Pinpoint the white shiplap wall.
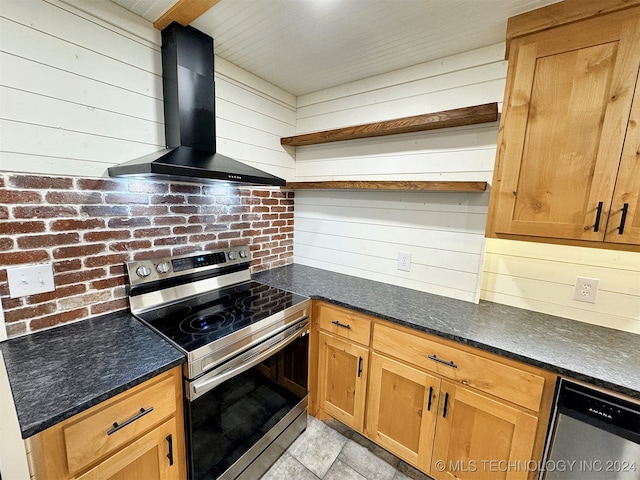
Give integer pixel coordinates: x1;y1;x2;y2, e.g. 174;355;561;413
292;45;504;302
0;0;296;180
295;190;489;302
482;239;640;334
292;43;640;332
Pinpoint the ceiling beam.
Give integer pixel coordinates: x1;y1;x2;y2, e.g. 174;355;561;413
154;0;221;30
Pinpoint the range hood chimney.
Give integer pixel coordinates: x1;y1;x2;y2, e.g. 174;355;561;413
108;23;286;187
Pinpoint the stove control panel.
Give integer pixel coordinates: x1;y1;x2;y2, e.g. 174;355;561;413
126;246;252;286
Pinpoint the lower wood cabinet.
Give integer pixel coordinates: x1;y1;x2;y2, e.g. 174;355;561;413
431;381;538;480
317;331;369;431
26;367;186;480
74;418;180;480
366;352;439;472
311;301;556;480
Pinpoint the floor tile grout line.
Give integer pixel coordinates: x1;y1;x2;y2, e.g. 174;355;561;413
322;438;349;479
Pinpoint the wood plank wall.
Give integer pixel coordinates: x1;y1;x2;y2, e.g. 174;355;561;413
0;0;296;179
292;45;504;303
482;239;640;334
291;44;640;330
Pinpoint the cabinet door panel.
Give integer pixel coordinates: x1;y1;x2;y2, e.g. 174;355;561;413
606;73;640;244
318;332;368;431
366;353;440;473
492;10;640;241
432;381;538;480
75;418;180;480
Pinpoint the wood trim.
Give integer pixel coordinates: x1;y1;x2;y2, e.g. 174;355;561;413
281;103;498;147
488;232;640;252
285;181;488;192
153;0;222;30
505;0;640;59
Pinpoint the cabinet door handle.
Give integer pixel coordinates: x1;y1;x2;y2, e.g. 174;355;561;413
166;434;174;466
357;356;363;377
427;386;433;411
618;203;629;234
107;407;154;435
442;392;449;418
428;354;457;369
331;320;351;330
593;201;603;232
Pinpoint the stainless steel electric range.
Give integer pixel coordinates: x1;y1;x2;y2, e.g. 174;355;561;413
125;246;310;480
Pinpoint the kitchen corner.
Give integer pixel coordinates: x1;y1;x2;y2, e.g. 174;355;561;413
2;0;640;479
254;264;640;400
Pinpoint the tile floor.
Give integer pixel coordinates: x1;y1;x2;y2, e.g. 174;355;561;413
261;416;432;480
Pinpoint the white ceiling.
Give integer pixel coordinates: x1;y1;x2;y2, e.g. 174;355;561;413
110;0;560;96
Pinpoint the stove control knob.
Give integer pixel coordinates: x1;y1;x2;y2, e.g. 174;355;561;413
239;249;248;259
228;251;238;261
136;265;152;278
156;262;170;274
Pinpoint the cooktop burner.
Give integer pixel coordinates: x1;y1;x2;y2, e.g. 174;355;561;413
136;281;307;353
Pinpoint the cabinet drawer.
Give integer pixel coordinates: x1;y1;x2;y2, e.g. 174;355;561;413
373;323;545;411
63;373;178;473
317;303;371;346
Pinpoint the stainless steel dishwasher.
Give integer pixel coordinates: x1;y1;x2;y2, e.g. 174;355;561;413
541;378;640;480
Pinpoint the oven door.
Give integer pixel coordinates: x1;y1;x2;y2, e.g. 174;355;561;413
185;317;309;480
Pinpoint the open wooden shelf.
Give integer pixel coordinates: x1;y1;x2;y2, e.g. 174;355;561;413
285;181;488;192
281;102;498;147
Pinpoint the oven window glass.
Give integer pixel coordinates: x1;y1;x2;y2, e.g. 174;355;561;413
187;334;308;480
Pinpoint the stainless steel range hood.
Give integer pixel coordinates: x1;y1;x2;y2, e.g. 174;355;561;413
109;23;286;187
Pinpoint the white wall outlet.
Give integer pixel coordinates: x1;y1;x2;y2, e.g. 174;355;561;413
397;251;412;272
573;276;599;304
6;263;55;298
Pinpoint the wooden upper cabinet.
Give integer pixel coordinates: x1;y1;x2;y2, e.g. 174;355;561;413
487;5;640;249
608;75;640;244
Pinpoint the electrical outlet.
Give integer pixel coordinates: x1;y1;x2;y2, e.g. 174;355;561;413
7;263;55;298
397;251;412;272
573;276;599;304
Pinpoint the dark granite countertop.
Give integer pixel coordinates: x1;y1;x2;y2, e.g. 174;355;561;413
0;311;185;438
254;264;640;400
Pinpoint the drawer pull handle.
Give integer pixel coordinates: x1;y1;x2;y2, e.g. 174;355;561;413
443;392;449;418
428;354;458;369
166;434;174;466
107;407;154;435
594;201;603;232
618;203;629;234
427;386;433;411
357;356;363;377
331;320;351;330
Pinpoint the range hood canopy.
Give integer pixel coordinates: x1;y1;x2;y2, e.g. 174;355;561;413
108;23;286;187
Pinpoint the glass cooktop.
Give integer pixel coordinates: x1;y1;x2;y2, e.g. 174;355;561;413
136;281;307;353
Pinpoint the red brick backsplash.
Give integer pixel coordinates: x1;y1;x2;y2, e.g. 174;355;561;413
0;173;294;338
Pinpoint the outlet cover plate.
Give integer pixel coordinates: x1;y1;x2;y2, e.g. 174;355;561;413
573;276;599;304
7;263;55;298
397;252;412;272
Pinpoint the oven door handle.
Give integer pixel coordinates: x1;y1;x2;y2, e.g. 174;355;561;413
190;317;309;400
